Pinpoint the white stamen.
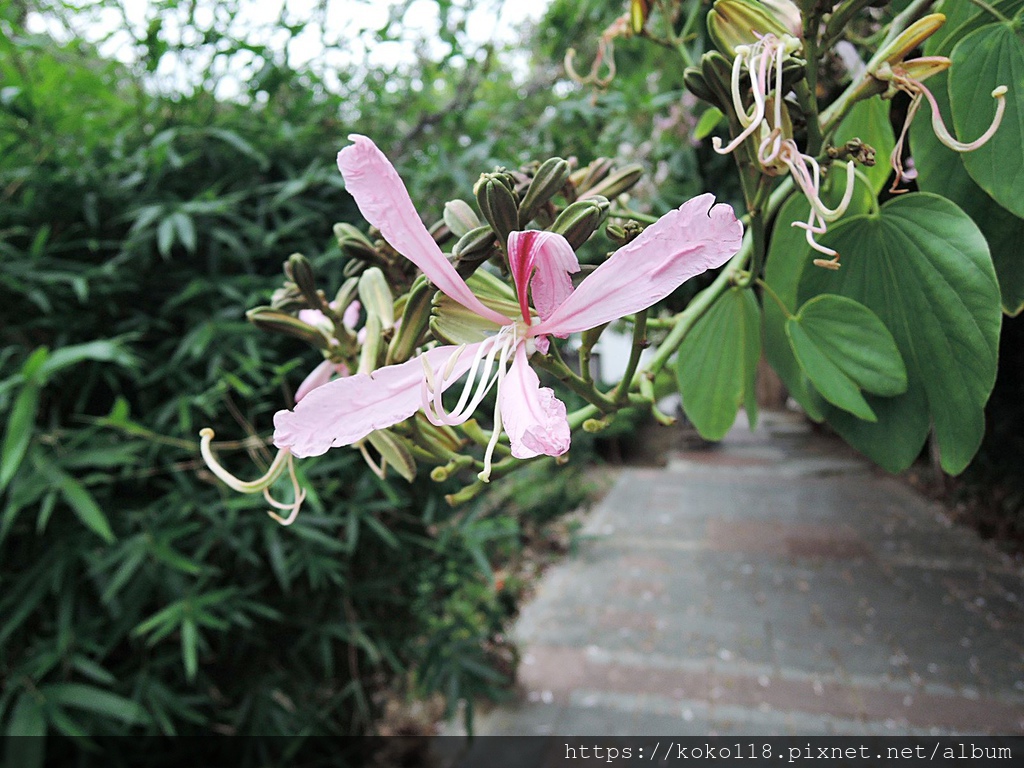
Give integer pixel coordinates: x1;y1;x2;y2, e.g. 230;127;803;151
478;335;514;483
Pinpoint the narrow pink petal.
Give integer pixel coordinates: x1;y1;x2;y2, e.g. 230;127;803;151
295;359;349;403
274;343;481;458
534;194;742;336
499;344;570;459
507;231;580;323
338;135;509;326
298;308;329;328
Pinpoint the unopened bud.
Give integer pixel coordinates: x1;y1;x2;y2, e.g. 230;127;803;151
387;275;433;364
443;200;481;238
246;307;330;349
366;429;416;482
334;222;381;263
684;66;720;106
476;174;520;246
270;284;306;312
630;0;651;33
877;14;945;68
550;198;609;249
358;267;395;329
452;225;497;261
570;157;614;194
357;314;383;375
707;0;792;55
333;276;360;315
519;157;571;223
606;220;645;247
583;416;613;433
579;164;643;200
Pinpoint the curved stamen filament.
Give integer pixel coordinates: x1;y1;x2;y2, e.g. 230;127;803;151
478;337;514;483
200;428;305;525
890;91;924;192
918;81;1007;153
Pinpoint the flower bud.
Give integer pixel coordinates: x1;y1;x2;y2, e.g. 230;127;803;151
569;157;614;194
550;198;609;249
579;164;643;200
760;0;802;37
270;284;306;312
518;157;571;223
357;267;395;330
631;0;651;33
333;222;381;263
452;225;497;261
708;0;792;55
365;429;417;482
443;200;481;238
876;14;945;68
387;275;433;364
684;66;720;106
475;173;520;246
606;220;645;247
333;276;360;315
357;313;383;375
246;307;330;349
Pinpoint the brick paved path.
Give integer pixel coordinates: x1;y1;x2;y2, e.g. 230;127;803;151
477;412;1024;736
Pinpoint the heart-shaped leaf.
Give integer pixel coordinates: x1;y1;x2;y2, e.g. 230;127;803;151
677;286;761;441
949;22;1024;218
799;193;1001;474
786;295;907;421
763;174;875;422
913;69;1024;315
927;0;1024;56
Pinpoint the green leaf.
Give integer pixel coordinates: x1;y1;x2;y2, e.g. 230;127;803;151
677;287;761;441
911;69;1024;315
181;618;198;682
785;295;907;421
832;96;895;194
799;193;1001;474
949;22;1024;218
157;216;175;257
57;473;116;544
0;381;40;493
927;0;1024;56
42;684;151;726
694;106;725;141
5;692;45;768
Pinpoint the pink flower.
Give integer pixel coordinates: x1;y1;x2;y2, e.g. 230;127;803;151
273;135;742;479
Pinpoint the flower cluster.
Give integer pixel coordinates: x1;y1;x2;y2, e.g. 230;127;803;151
202;136;742;522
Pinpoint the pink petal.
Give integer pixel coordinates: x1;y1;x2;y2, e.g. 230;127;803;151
295;359;349;403
499;344;570;459
342;300;361;330
274;343;481;458
298;308;329;328
337;135;509;326
507;231;580;323
534;194;742;336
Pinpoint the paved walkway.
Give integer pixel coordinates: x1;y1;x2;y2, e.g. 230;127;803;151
477;412;1024;736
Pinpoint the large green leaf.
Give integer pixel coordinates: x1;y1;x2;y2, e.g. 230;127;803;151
763;171;875;421
799;194;1001;474
676;286;761;441
927;0;1024;56
949;22;1024;218
832;97;895;194
786;295;907;421
911;69;1024;315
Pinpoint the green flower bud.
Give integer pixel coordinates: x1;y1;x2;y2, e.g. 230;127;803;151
357;313;383;375
333;222;380;263
605;220;645;247
358;267;395;329
365;429;417;482
443;200;481;238
475;173;520;247
333;276;360;314
876;14;946;68
684;66;720;107
387;275;433;364
518;157;571;224
246;307;330;349
452;225;497;261
708;0;791;56
579;163;643;201
569;157;613;195
550;198;609;249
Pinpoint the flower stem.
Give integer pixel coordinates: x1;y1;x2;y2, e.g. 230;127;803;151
614;310;647;405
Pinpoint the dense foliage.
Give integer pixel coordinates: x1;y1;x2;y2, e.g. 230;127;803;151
3;0;1024;761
